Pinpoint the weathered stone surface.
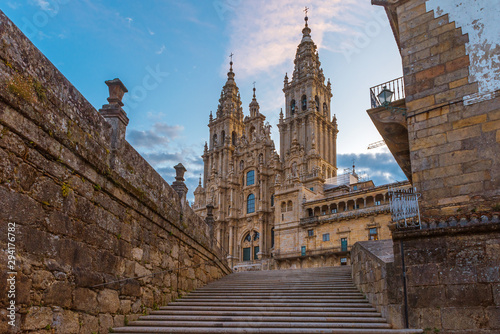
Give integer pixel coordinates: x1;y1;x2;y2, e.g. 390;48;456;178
43;281;72;308
53;309;80;334
72;288;98;314
97;289;120;314
22;306;52;330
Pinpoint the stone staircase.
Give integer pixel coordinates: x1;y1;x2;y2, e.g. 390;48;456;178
113;266;422;333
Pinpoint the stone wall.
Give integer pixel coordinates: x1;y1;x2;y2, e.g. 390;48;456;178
392;219;500;333
0;10;230;334
401;0;500;216
351;240;405;329
371;0;500;218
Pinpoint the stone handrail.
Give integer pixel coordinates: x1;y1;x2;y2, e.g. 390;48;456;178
300;204;390;226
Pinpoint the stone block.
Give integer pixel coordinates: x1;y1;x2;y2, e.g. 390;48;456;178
477;266;500;283
415;64;445;82
97;289;120;314
494;284;500;306
408;285;445;308
121;279;142;297
77;313;99;334
449;77;469;89
482;119;500;132
22;306;52;330
73;267;103;287
407;95;435;111
445;55;470;73
120;299;132;314
53;309;79;334
447;125;482;142
411;133;447;151
72;288;97;314
407;264;440;286
98;313;114;334
453;114;487;130
408;307;442;330
440;265;477;284
43;281;72;308
441;307;486;330
445;284;493;307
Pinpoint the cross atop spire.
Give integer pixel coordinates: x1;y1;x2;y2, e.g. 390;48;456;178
304;6;309;27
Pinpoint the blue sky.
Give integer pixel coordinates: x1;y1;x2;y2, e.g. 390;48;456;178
3;0;407;201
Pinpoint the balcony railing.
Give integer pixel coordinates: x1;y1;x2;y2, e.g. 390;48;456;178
274;246;352;260
370;77;405;108
300;204;390;226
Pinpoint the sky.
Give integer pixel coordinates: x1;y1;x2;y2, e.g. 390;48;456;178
2;0;407;202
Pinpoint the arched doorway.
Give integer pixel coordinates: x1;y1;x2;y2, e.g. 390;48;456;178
242;230;260;261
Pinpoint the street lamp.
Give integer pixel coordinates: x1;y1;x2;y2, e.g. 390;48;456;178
377;85;407;115
377;86;394;106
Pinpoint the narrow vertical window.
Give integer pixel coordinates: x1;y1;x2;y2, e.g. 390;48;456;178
247;194;255;213
246;170;255;186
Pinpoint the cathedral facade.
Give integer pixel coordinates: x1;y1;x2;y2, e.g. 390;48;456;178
193;16;408;270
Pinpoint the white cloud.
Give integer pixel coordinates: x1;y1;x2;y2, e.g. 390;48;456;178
33;0;50;10
147;28;155;35
156;45;166;55
224;0;362;78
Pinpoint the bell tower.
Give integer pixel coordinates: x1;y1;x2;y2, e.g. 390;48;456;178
202;58;245;188
278;12;338;181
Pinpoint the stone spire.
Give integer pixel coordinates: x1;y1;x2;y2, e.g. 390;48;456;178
249;84;260;117
215;57;243;120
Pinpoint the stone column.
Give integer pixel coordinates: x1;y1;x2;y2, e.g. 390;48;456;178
228;223;235;268
99;78;129;151
172;163;188;207
258;217;265;259
205;204;215;246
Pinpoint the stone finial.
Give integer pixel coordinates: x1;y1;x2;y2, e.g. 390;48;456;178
172;163;188;206
205;204;215;239
99;78;129;151
105;78;128;107
174;163;187;182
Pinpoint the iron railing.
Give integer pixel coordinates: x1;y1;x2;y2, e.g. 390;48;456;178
389;186;421;229
370;77;405;108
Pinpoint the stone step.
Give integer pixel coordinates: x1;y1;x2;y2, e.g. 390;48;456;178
112;327;423;333
183;294;366;300
138;315;388;323
159;306;378;312
169;301;372;307
150;310;383;317
113;266;423;334
121;321;393;328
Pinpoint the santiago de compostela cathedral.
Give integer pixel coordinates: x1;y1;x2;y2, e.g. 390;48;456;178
193;15;409;270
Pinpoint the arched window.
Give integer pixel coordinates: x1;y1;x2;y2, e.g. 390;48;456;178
291;99;296;115
240;160;244;171
287;200;293;212
259;153;263;164
281;202;286;213
232;131;237;146
212;134;217;147
301;95;307;111
271;194;274;207
246;170;255;186
323;102;328;115
247;194;255;213
315;95;320;112
242;230;260;261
